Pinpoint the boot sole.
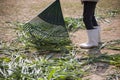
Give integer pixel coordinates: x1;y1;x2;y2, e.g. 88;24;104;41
80;46;98;49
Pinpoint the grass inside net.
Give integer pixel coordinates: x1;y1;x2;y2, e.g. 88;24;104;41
18;0;71;52
19;21;71;52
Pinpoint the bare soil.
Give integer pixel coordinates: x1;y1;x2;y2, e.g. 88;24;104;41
0;0;120;80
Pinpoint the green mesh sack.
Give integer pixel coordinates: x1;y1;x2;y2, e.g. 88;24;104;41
19;0;71;52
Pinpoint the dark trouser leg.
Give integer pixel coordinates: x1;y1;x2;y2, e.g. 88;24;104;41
83;1;98;30
92;16;98;26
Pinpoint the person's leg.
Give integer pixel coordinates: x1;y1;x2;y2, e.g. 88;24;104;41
80;1;99;49
83;1;97;30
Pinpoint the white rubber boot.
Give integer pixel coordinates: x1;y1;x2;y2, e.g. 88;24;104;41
80;29;99;49
94;26;101;43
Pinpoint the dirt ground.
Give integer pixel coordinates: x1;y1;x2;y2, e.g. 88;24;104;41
71;15;120;54
71;15;120;80
0;0;120;80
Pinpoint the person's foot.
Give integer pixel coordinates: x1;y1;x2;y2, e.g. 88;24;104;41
80;29;99;49
80;43;98;49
